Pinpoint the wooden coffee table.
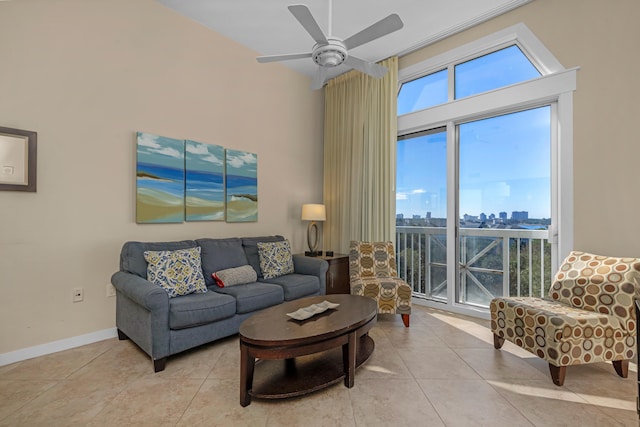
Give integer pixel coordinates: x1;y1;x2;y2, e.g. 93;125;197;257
239;294;377;406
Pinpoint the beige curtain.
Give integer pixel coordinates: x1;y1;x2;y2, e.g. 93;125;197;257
323;56;398;254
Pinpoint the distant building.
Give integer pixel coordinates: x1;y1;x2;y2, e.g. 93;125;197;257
511;211;529;220
397;213;404;220
499;212;507;220
479;213;487;221
426;211;431;219
412;214;422;219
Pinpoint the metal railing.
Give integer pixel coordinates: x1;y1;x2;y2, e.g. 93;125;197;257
396;226;552;308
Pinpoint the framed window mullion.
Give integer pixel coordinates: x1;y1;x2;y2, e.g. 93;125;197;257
446;121;457;306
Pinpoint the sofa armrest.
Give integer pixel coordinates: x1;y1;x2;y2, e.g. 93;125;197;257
111;271;168;311
293;255;329;294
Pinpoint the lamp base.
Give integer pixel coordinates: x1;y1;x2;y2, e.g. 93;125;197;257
305;251;322;257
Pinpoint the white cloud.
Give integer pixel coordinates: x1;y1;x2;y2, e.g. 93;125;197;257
227;151;257;168
186;143;210;155
150;147;182;158
186;142;223;165
203;154;223;166
396;193;408;200
137;133;161;148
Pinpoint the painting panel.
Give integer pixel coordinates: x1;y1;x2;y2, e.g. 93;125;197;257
225;149;257;222
185;140;225;221
136;132;185;223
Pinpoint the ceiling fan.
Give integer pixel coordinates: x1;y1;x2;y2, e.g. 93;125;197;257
256;2;404;90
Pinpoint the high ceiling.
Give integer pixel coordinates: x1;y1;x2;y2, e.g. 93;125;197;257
156;0;532;82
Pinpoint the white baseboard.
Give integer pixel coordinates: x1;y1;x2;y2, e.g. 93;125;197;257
0;328;118;367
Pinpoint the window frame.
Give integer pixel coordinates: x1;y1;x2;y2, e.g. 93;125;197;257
396;23;577;317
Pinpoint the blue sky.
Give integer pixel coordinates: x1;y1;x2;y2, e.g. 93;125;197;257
396;45;551;220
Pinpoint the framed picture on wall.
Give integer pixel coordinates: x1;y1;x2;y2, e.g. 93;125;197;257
185;140;225;221
136;132;185;223
0;126;37;192
225;149;258;222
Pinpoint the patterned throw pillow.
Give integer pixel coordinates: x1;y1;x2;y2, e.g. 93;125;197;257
212;265;257;287
144;247;208;298
257;240;294;279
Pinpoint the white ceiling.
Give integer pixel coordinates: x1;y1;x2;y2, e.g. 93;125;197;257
156;0;532;82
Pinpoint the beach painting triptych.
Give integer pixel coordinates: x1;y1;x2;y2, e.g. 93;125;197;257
136;132;257;224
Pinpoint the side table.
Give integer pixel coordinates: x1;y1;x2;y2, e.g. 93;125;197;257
300;253;350;294
321;253;350;294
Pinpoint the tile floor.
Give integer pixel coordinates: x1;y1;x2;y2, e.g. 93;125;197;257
0;304;637;426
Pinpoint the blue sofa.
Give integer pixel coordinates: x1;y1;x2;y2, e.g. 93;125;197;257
111;235;328;372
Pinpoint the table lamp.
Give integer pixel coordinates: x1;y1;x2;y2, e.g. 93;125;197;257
301;204;325;256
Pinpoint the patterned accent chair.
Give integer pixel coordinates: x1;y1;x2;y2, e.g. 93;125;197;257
349;241;412;327
490;251;640;386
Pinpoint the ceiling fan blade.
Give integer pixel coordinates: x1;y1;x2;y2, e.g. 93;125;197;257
344;56;388;79
310;67;328;90
343;14;404;50
256;52;312;63
288;4;329;46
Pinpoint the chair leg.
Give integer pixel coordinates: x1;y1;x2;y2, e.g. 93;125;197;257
493;334;505;349
613;360;629;378
401;314;410;327
549;364;566;386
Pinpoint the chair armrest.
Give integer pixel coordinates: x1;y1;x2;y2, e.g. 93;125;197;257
293;255;329;294
111;271;168;311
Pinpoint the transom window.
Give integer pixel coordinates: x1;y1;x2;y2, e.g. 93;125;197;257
398;45;542;116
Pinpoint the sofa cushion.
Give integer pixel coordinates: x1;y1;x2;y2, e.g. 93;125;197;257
212;265;257;287
120;240;198;278
169;291;236;330
144;247;208;298
242;235;285;278
196;238;249;287
258;240;294;279
260;273;320;300
214;283;284;314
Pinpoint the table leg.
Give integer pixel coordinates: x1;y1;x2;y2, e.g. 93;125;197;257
343;330;357;388
240;343;255;407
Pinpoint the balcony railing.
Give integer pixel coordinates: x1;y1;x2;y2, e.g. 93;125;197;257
395;226;552;308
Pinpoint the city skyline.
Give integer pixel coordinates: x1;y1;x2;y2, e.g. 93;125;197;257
397;209;549;221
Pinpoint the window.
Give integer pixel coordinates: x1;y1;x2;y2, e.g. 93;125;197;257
454;45;540;99
397;69;447;115
395;24;576;317
457;107;551;307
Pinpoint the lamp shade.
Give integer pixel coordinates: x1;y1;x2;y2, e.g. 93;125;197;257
301;204;326;221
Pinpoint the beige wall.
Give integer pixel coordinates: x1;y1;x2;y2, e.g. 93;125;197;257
400;0;640;259
0;0;323;354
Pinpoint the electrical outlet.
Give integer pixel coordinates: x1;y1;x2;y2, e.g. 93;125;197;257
106;283;116;297
72;287;84;303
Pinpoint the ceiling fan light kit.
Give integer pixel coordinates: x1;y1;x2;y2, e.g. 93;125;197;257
312;39;347;67
256;2;403;90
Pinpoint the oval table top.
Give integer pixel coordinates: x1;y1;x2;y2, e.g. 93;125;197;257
239;294;377;346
